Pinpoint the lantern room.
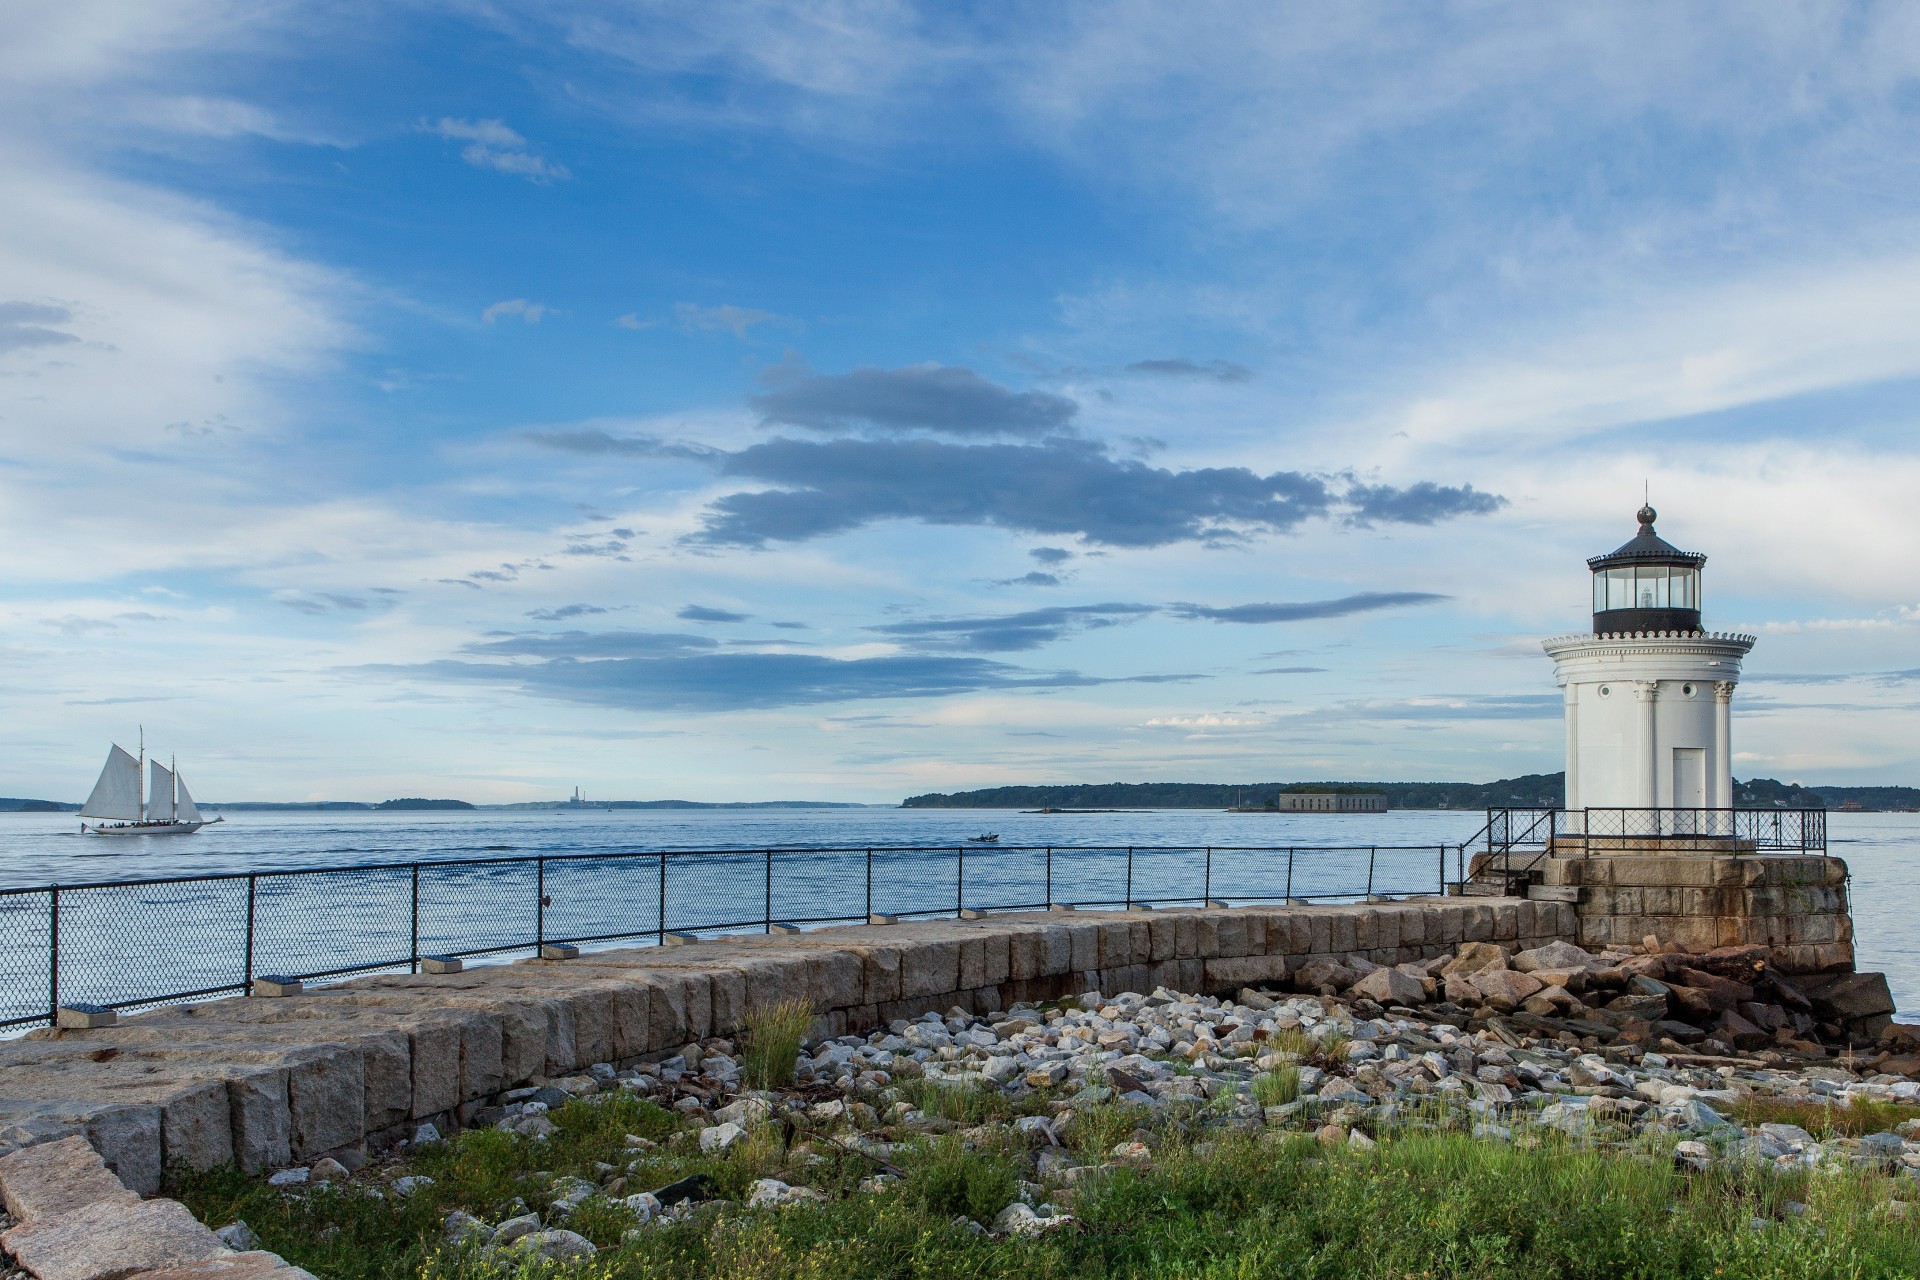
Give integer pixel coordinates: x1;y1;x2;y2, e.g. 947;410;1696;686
1588;505;1704;635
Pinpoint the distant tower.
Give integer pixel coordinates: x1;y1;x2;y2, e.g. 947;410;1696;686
1543;506;1753;813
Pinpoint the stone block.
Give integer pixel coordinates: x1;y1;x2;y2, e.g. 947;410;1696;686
83;1105;160;1197
222;1069;291;1174
1372;910;1401;953
978;932;1011;987
807;949;865;1009
957;937;987;991
1007;930;1042;981
1068;924;1099;972
1202;954;1291;991
407;1020;461;1119
2;1191;226;1280
286;1047;363;1162
1216;914;1251;958
0;1136;137;1225
128;1253;321;1278
1173;915;1200;959
160;1080;234;1173
900;940;959;1000
705;969;746;1036
1094;921;1130;969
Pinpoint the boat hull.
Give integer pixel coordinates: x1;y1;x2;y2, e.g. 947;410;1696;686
81;820;207;836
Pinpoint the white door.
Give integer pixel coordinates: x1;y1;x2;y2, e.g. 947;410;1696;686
1672;748;1706;832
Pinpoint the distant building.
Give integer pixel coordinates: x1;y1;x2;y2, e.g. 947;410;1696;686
1274;791;1387;813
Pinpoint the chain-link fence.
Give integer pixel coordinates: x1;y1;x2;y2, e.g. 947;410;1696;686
0;841;1459;1030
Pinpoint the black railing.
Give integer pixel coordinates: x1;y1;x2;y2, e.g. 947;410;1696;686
0;841;1462;1031
1485;807;1827;855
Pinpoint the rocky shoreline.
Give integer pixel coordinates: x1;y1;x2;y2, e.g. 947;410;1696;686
219;937;1920;1264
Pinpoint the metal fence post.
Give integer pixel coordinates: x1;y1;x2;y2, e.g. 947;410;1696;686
1126;846;1133;908
865;848;873;920
764;849;773;933
244;873;257;987
1437;845;1444;896
956;845;965;917
1204;846;1212;903
535;857;546;950
657;853;667;945
47;887;59;1025
408;865;420;973
1367;846;1377;897
1045;847;1052;905
1285;849;1294;901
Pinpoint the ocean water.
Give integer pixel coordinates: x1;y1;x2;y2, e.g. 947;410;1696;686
0;807;1912;1021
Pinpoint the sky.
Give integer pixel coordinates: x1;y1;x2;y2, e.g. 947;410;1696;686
4;1;1920;804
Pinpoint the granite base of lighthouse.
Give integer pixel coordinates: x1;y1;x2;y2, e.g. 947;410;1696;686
1531;848;1853;976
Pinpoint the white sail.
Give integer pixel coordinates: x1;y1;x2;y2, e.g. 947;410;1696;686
148;760;175;822
174;774;202;824
81;746;143;821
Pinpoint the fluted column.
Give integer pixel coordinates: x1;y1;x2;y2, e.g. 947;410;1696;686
1634;680;1659;810
1713;681;1735;809
1562;681;1580;811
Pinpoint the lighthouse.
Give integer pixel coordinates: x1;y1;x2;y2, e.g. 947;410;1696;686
1542;506;1754;818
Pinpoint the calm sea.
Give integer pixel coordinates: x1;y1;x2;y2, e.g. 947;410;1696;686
0;807;1912;1019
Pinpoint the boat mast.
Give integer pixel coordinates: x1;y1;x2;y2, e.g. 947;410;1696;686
138;725;145;821
170;753;178;818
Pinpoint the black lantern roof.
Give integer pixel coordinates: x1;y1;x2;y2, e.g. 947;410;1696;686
1587;505;1707;572
1588;506;1705;634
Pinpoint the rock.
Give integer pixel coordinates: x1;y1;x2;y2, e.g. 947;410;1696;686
1314;1124;1346;1146
0;1135;139;1224
714;1098;771;1126
1607;994;1670;1021
1442;942;1510;978
391;1175;434;1197
623;1191;663;1221
308;1157;348;1183
216;1219;262;1250
700;1122;747;1153
651;1173;717;1206
492;1213;542;1244
444;1210;493;1245
1;1195;228;1279
1801;972;1897;1041
1716;1009;1770;1051
1469;969;1544;1011
267;1167;309;1187
1673;1140;1713;1172
981;1056;1022;1083
1293;960;1359;993
1511;941;1596;974
1349;967;1428;1007
1673;969;1754;1014
514;1228;598;1260
411;1123;443;1146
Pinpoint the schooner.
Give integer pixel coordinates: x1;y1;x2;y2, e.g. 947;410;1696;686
78;730;221;836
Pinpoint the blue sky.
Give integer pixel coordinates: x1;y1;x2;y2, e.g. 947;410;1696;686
4;2;1919;802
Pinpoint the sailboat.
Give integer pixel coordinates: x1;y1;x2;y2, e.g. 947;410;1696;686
78;730;222;836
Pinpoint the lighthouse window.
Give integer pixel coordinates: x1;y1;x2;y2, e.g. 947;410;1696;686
1605;568;1635;610
1670;567;1698;609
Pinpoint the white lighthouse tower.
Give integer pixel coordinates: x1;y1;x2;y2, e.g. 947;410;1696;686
1543;506;1753;820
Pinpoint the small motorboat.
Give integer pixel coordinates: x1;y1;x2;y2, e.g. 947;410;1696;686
966;833;1000;843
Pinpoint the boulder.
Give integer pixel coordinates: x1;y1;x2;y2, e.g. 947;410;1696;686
0;1135;138;1225
1511;941;1596;974
1;1194;227;1279
1469;969;1544;1011
1441;942;1509;979
1716;1008;1769;1051
1801;971;1896;1024
1292;960;1359;994
1672;969;1753;1015
1348;968;1428;1008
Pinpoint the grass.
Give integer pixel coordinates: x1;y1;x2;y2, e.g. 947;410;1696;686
741;999;815;1092
169;1089;1920;1280
1252;1064;1302;1108
1731;1096;1919;1139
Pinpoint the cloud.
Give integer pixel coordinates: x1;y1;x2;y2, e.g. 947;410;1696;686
482;298;548;324
1127;358;1251;383
676;302;785;337
375;629;1190;713
1344;482;1505;526
678;604;751;623
748;363;1077;436
769;620;810;630
526;603;608;621
613;313;659;330
992;571;1061;587
1029;546;1074;564
0;301;80;355
1253;666;1328;674
526;429;1503;548
699;436;1333;546
1170;592;1448;623
869;602;1155;652
274;591;374;615
425;117;569;183
1332;694;1565;721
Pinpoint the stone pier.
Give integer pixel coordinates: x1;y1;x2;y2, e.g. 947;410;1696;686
0;898;1575;1192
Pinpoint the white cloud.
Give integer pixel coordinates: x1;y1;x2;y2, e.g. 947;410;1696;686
425;117;570;183
674;302;787;337
482;298;549;324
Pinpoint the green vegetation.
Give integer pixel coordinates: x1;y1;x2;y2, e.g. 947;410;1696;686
741;1000;815;1091
1732;1095;1920;1139
1251;1064;1301;1107
169;1092;1920;1280
901;774;1920;810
